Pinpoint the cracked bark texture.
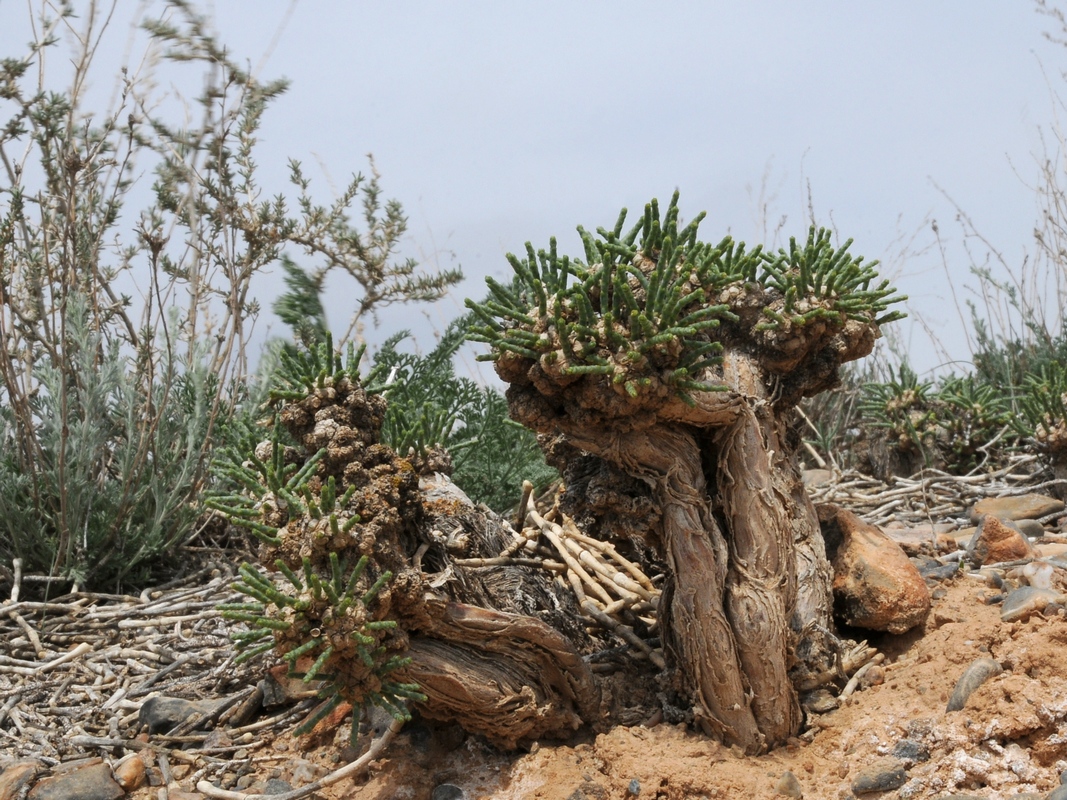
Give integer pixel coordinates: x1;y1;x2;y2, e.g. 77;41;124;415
503;327;870;752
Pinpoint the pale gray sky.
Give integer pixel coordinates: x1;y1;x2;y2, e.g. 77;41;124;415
2;2;1064;376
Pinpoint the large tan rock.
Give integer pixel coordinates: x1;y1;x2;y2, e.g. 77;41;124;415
965;515;1034;567
817;504;931;634
969;493;1064;524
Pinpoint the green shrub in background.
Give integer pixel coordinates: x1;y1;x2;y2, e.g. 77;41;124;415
370;313;557;512
0;2;459;591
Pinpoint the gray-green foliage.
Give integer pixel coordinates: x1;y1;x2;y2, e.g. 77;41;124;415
372;314;557;512
0;2;460;590
0;297;214;586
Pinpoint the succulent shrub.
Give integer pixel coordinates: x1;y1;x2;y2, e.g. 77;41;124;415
934;374;1013;471
465;192;906;752
209;335;426;743
1017;362;1067;473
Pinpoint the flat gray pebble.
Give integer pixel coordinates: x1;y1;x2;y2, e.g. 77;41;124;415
850;759;906;794
1048;784;1067;800
891;738;929;764
263;778;292;795
627;778;641;796
432;784;466;800
1017;518;1045;537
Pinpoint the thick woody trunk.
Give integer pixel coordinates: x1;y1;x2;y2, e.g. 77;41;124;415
524;351;831;752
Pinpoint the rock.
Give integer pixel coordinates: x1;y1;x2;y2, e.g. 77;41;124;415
27;763;124;800
882;522;956;555
289;760;327;788
263;779;292;795
0;761;43;800
1049;786;1067;800
912;556;959;583
965;515;1034;567
627;778;641;797
818;505;931;634
166;792;205;800
946;656;1002;712
970;493;1065;523
1000;586;1066;623
1017;518;1046;537
432;785;466;800
890;738;929;764
112;754;146;792
801;689;839;714
775;770;803;798
849;758;906;794
138;696;227;734
1036;542;1067;561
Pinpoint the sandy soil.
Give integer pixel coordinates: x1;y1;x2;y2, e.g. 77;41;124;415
178;574;1067;800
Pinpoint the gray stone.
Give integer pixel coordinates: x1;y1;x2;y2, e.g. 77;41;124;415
970;493;1065;523
946;656;1003;712
138;696;226;734
1049;784;1067;800
431;786;465;800
1001;586;1066;623
1017;518;1046;537
801;689;839;714
627;779;641;796
850;758;906;794
263;779;291;795
27;763;124;800
775;770;803;798
890;738;930;764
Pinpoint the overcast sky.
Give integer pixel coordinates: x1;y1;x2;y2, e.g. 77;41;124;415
3;1;1065;377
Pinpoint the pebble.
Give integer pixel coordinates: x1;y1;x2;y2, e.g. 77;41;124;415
775;770;803;798
289;760;327;787
431;785;465;800
890;738;930;764
262;778;291;795
1017;518;1046;537
111;755;145;792
970;493;1065;523
1001;586;1066;623
849;758;906;794
946;656;1003;712
1050;786;1067;800
627;778;641;796
801;689;839;714
137;696;224;735
26;763;124;800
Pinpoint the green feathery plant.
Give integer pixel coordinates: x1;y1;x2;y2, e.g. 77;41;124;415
371;315;558;511
466;192;905;404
